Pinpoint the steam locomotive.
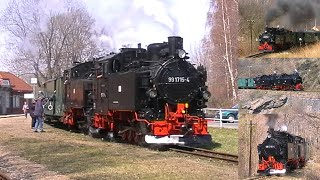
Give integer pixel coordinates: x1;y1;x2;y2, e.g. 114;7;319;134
258;27;320;52
237;72;303;91
257;128;307;175
43;36;212;146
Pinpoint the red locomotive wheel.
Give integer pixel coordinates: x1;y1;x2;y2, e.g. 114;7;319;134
134;133;140;144
122;131;128;141
128;130;135;143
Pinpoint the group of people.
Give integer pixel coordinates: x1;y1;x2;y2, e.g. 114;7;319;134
22;96;45;132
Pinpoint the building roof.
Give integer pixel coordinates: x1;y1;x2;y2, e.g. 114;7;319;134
0;71;32;92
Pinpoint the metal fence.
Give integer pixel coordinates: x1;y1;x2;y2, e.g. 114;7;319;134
204;108;239;128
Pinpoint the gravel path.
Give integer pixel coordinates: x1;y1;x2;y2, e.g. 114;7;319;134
0;116;69;180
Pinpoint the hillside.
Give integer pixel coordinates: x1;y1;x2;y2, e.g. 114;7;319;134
238;58;320;91
265;43;320;58
239;89;320;114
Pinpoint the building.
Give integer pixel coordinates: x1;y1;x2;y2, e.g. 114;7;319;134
0;72;33;115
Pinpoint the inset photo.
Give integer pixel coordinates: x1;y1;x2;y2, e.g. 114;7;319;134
238;114;320;179
239;0;320;58
238;58;320;114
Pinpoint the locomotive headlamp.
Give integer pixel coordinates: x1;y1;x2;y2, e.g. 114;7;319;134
185;103;189;108
202;91;211;100
177;49;186;59
267;134;271;138
147;89;157;98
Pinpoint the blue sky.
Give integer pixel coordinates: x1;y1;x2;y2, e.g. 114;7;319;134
0;0;211;71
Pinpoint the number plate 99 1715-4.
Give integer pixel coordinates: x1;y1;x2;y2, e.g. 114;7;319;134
168;77;190;83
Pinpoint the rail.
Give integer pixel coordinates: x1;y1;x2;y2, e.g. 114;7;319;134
245;52;267;58
169;145;238;163
204;108;239;128
0;114;24;119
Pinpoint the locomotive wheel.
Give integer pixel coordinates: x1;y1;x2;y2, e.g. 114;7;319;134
134;133;141;144
128;130;135;143
122;131;129;141
82;116;91;135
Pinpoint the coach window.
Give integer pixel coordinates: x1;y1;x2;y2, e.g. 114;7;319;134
104;63;109;75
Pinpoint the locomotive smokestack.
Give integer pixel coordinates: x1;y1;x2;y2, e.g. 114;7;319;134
168;36;183;57
138;43;141;49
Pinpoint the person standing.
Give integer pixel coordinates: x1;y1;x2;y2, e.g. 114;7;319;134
30;100;36;128
22;102;29;118
33;96;44;132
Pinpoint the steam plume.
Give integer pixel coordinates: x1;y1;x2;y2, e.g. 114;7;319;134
264;114;279;129
266;0;320;28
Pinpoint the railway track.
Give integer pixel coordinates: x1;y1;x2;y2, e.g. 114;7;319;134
245;52;267;58
169;145;238;163
245;176;269;180
0;114;24;119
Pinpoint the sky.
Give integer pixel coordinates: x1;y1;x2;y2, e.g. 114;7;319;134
0;0;211;71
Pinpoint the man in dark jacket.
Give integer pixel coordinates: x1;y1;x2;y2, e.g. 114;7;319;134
33;96;44;132
30;100;36;128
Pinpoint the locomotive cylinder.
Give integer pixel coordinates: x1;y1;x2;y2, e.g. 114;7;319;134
168;36;183;57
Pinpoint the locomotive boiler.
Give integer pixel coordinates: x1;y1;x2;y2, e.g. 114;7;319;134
43;36;212;146
257;128;307;175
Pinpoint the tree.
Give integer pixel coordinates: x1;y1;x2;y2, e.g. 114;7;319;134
238;0;274;56
204;0;238;107
1;0;96;86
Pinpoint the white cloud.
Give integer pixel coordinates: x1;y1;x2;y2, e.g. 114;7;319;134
83;0;210;53
0;0;210;71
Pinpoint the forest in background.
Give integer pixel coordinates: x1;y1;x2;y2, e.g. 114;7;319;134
202;0;238;107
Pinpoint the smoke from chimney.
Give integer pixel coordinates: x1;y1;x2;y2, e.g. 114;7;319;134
264;114;279;129
266;0;320;28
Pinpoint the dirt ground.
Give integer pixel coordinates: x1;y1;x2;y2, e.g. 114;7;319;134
0;116;237;180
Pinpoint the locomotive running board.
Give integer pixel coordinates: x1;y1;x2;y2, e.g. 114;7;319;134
145;135;185;145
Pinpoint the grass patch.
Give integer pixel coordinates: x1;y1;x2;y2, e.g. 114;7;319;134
207;127;238;154
0;131;236;180
0;135;173;179
266;42;320;58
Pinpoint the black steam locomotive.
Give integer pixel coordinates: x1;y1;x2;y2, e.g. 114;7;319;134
43;36;212;146
258;27;320;52
237;72;303;91
257;128;307;175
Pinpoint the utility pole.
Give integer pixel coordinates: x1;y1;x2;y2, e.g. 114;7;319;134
247;19;255;54
248;66;252;77
248;119;253;177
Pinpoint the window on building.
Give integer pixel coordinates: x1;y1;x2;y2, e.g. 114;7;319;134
5;93;10;108
0;79;10;87
12;95;20;108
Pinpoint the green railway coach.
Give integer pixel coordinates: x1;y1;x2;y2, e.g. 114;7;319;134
43;77;64;120
238;78;256;89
